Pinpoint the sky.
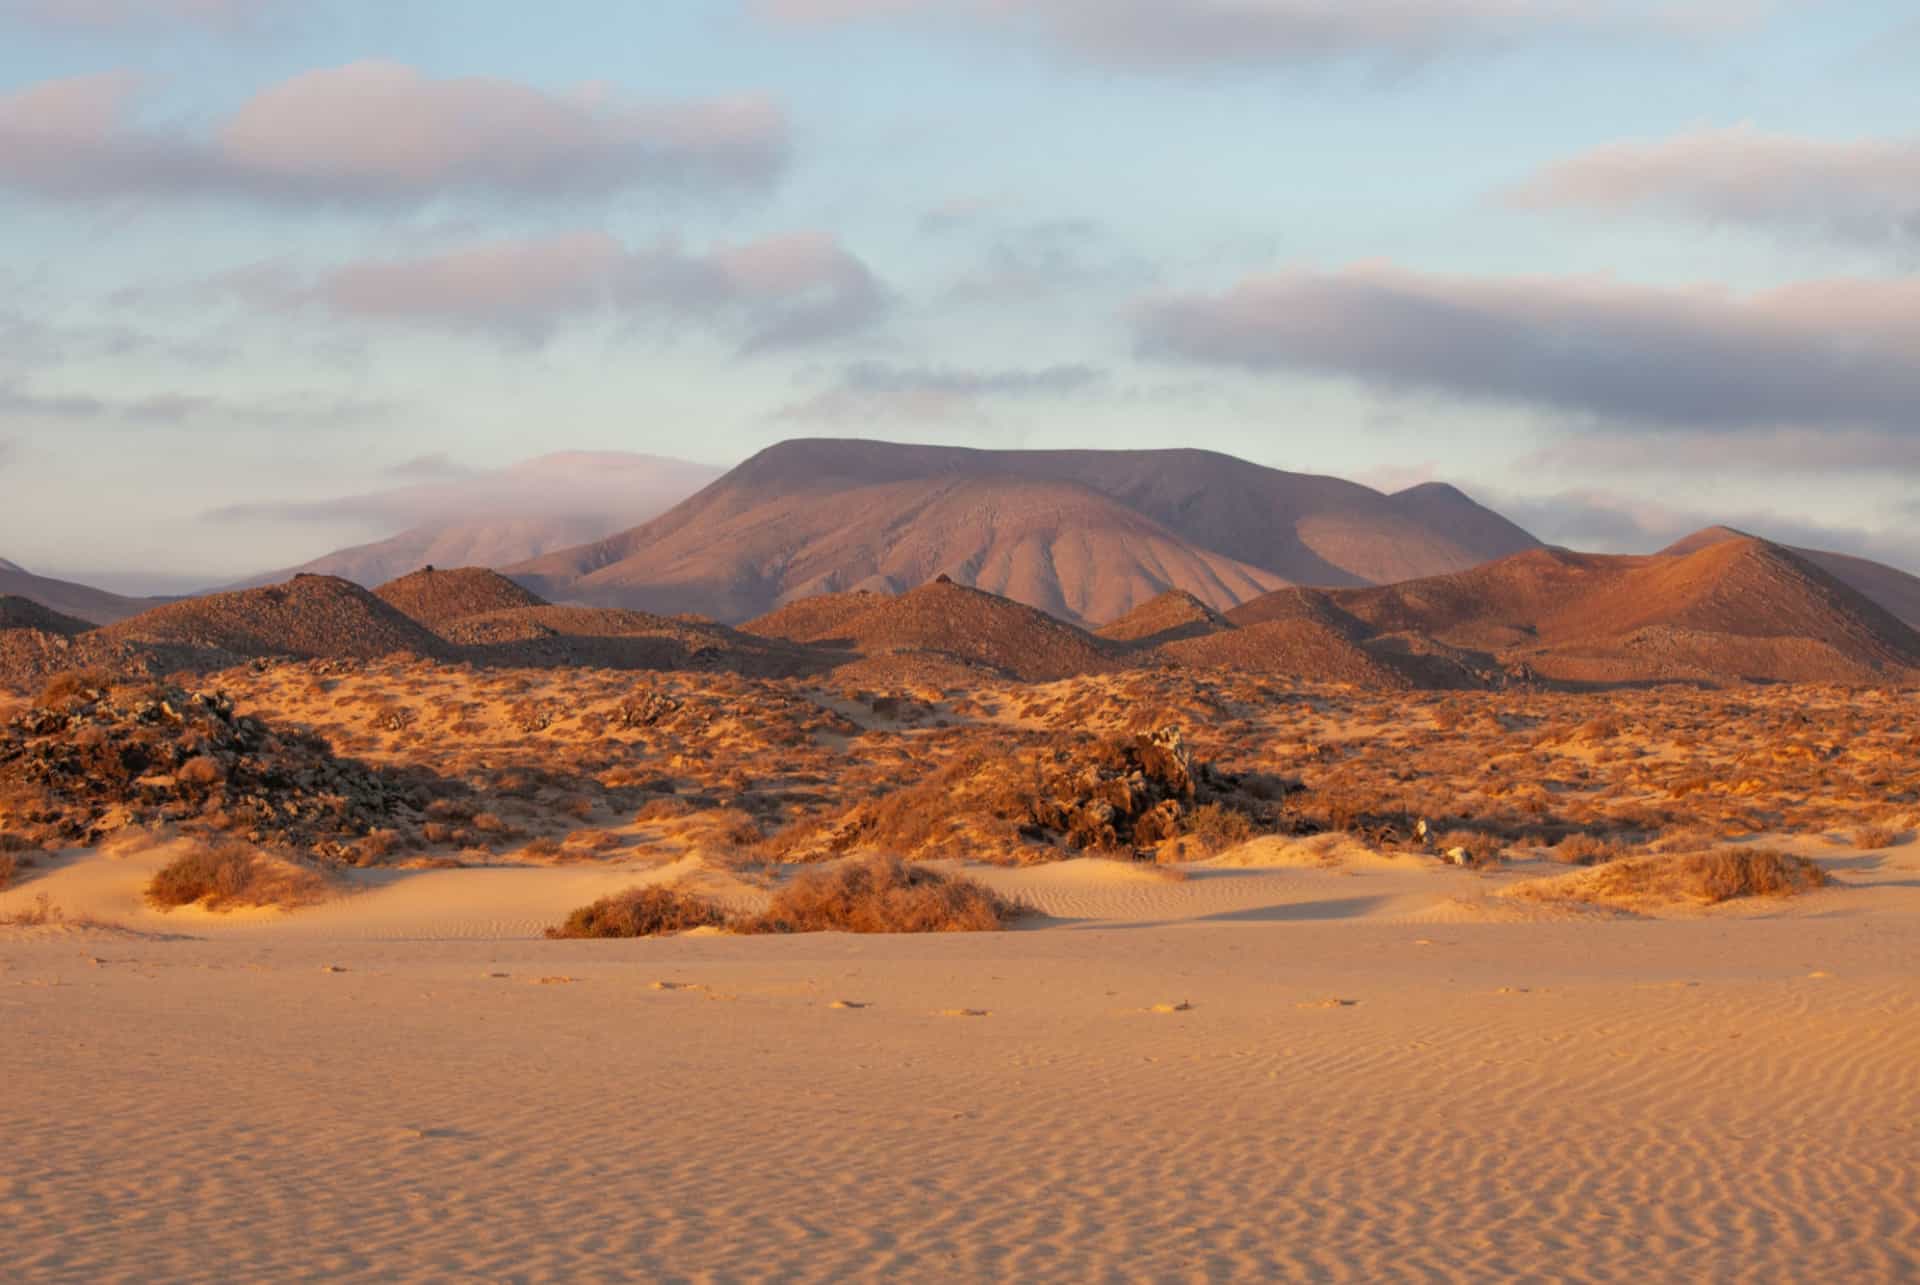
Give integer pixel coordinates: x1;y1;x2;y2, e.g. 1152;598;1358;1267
1;0;1916;589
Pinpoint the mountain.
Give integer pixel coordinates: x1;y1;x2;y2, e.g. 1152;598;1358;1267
1095;590;1232;646
100;575;451;663
511;439;1542;624
1660;526;1920;631
0;596;93;637
743;577;1120;681
0;559;153;626
226;452;724;589
374;567;547;632
1232;535;1920;685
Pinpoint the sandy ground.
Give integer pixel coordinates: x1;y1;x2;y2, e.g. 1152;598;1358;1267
4;841;1918;1282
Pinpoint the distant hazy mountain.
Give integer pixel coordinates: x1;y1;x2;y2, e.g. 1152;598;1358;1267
228;452;723;589
0;558;152;626
510;438;1543;625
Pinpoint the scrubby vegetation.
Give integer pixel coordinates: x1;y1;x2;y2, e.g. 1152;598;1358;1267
1518;849;1830;909
145;841;331;911
545;856;1017;937
774;726;1289;864
544;885;729;938
746;855;1016;934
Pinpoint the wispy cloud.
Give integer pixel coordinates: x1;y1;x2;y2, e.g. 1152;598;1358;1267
239;230;891;350
1;0;287;31
0;378;395;428
1507;125;1920;249
776;359;1102;421
756;0;1779;70
0;64;788;207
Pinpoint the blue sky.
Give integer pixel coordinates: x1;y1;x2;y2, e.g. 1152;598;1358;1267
1;0;1915;587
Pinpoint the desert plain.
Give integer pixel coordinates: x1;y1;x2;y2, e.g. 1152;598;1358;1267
4;631;1917;1281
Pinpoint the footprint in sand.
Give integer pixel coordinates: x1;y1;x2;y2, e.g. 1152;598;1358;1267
1147;1001;1194;1014
1297;998;1359;1009
650;980;700;991
828;999;869;1010
321;965;348;973
939;1008;991;1018
533;976;579;986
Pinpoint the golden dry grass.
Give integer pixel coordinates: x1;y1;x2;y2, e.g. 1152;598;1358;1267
744;855;1016;934
1517;849;1830;909
544;885;729;938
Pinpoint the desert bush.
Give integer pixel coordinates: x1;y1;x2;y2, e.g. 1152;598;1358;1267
634;797;696;823
37;669;112;711
1851;824;1902;850
1553;833;1626;866
1186;802;1255;854
743;855;1016;935
145;841;330;911
1533;849;1828;907
0;851;18;890
544;885;728;938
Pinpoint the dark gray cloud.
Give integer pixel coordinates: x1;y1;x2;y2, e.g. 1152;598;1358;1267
758;0;1777;70
1138;264;1920;435
244;230;891;351
0;64;788;207
1507;125;1920;249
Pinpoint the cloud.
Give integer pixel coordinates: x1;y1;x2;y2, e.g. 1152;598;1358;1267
1507;125;1920;249
1487;485;1917;569
1137;264;1920;435
0;64;788;206
0;378;395;428
776;359;1101;421
284;230;889;350
2;0;285;30
756;0;1776;70
385;452;472;481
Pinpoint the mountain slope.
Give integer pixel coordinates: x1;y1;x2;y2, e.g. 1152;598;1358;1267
1660;526;1920;631
512;438;1541;624
0;559;152;626
743;578;1119;681
101;576;451;663
374;567;547;632
1232;535;1920;684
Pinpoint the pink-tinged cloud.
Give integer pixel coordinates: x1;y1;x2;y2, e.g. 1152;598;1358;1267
0;63;788;205
1506;125;1920;247
1138;264;1920;433
756;0;1778;67
307;231;890;350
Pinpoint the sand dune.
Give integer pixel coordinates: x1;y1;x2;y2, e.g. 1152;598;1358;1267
5;837;1915;1282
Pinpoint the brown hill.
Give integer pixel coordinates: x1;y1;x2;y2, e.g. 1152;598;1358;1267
375;567;547;632
1153;618;1413;688
1232;536;1920;685
1096;590;1232;646
1660;526;1920;631
743;578;1120;682
441;605;828;678
0;595;93;637
100;575;451;664
510;438;1541;624
0;559;152;626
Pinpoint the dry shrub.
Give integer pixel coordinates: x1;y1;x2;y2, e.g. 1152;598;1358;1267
1532;848;1828;907
544;885;728;938
1851;824;1902;850
145;841;330;911
743;855;1016;934
38;669;112;711
1186;802;1255;854
1553;833;1627;866
0;851;18;891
